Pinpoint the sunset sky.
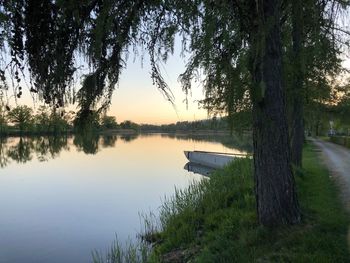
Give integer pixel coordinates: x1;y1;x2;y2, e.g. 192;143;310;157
8;41;209;125
5;44;350;125
80;54;350;124
109;47;208;124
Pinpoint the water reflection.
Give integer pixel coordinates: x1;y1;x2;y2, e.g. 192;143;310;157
159;132;252;152
0;137;9;168
0;133;250;263
184;162;215;177
120;134;138;143
0;133;251;169
0;135;117;168
34;136;69;162
74;133;101;154
7;137;34;164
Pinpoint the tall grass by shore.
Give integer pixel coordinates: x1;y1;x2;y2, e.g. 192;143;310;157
94;141;349;262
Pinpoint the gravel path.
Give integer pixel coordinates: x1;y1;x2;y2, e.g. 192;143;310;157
311;138;350;210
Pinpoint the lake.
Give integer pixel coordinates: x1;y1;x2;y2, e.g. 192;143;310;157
0;133;249;263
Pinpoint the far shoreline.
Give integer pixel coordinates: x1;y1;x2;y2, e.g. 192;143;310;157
0;129;252;138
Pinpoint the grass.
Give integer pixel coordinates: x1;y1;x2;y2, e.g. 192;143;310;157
94;142;350;262
329;136;350;149
92;238;152;263
318;136;330;142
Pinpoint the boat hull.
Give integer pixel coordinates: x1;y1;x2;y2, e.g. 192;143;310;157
184;151;234;169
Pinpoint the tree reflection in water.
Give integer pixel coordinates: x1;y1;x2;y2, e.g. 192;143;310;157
0;137;9;168
0;133;251;169
0;134;121;168
119;134;138;143
7;137;33;164
34;136;69;162
73;133;100;154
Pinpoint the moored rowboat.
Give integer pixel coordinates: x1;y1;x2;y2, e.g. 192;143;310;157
184;150;245;169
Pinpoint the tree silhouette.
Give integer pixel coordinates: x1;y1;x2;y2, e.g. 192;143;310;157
7;105;33;132
101;115;118;129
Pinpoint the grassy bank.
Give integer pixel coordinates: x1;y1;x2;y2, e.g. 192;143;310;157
95;142;349;262
329;136;350;149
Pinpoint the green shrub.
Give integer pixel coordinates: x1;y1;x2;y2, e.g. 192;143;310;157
330;136;350;148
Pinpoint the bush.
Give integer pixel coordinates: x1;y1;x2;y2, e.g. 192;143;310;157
330;136;350;148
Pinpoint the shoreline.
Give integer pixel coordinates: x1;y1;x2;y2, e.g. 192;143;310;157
0;129;251;137
94;141;350;262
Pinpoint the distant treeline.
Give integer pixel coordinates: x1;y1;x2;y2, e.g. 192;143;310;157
140;117;230;132
1;103;254;136
139;112;253;133
0;104;123;135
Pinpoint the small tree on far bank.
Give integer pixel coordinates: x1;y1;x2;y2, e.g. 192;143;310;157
35;106;51;132
100;115;118;129
8;105;33;132
49;110;69;134
120;120;139;131
73;110;101;132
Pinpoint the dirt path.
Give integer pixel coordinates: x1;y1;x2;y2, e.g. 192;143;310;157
311;138;350;210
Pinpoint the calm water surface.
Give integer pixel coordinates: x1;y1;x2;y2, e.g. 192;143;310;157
0;133;247;263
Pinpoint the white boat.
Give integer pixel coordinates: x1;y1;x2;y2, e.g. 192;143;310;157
184;150;246;169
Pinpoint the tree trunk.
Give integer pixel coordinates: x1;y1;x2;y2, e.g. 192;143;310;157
315;120;320;136
290;0;304;167
250;0;301;226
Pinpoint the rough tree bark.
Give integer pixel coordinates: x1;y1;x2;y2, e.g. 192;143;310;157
250;0;301;226
290;0;304;167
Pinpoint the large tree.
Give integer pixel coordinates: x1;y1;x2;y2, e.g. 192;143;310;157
248;0;300;224
175;0;301;224
289;0;304;167
286;0;348;167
